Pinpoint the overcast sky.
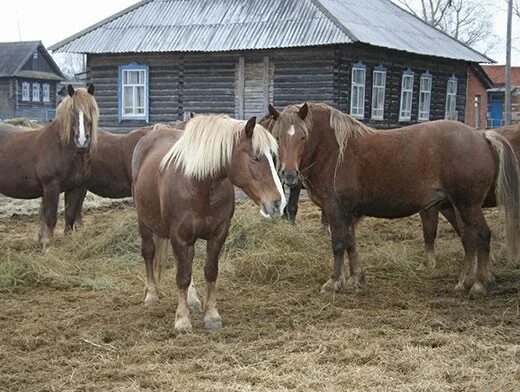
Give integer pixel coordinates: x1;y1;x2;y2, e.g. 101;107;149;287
0;0;518;65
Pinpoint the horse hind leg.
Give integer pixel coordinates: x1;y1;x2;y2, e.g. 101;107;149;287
39;185;60;251
139;221;162;307
419;206;440;269
64;186;87;233
170;236;195;332
456;206;493;298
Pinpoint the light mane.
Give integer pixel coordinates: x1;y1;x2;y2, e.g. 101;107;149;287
273;103;374;162
160;114;278;180
55;88;99;147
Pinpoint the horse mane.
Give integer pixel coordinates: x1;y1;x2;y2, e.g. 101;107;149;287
160;114;278;180
55;88;99;147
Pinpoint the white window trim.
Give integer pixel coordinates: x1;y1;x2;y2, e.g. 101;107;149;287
32;83;40;102
418;74;432;122
21;82;30;102
399;71;414;122
371;69;386;120
42;83;50;103
445;76;458;118
120;64;149;121
350;63;366;119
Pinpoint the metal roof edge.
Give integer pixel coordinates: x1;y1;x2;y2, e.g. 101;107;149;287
383;0;495;64
49;0;154;52
310;0;358;42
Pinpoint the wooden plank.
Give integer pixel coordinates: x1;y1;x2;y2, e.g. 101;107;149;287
236;56;245;120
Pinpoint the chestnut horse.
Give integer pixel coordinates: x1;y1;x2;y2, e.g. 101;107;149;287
62;127;151;231
267;103;520;298
63;112;196;230
132;115;285;331
419;123;520;268
0;85;98;249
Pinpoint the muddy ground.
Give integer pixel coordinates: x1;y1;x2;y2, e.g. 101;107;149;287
0;201;519;391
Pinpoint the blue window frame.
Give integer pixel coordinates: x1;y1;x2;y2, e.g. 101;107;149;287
118;63;149;122
445;74;458;118
399;68;415;122
418;71;432;122
371;64;386;120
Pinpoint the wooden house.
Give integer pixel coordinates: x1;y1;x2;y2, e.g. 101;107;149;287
50;0;492;132
0;41;65;122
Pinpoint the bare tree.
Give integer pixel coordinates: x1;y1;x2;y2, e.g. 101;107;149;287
52;53;86;79
395;0;498;52
514;0;520;18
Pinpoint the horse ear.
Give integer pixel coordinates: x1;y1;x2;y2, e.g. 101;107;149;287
245;117;257;138
299;103;309;120
268;104;279;120
87;83;95;95
67;85;75;97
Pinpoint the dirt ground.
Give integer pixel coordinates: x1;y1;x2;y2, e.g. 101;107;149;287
1;201;519;391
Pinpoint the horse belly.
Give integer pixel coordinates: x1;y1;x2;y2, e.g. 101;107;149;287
355;198;426;219
0;165;42;199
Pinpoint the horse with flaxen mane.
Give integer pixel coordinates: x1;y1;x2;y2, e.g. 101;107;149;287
265;102;520;298
132;115;285;332
0;85;98;249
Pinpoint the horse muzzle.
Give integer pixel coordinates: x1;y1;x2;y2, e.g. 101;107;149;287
260;199;283;218
74;134;91;150
281;170;300;188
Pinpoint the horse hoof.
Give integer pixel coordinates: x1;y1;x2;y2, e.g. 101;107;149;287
144;294;160;307
175;318;193;333
469;282;486;299
454;282;466;292
204;316;223;330
188;298;203;313
320;278;344;294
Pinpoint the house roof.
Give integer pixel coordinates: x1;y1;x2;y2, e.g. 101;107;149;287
482;65;520;86
0;41;65;80
50;0;492;63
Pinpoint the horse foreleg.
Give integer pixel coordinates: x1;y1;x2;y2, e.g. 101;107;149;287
64;186;87;233
170;236;195;332
284;184;302;223
203;230;227;330
320;206;349;294
419;205;441;269
39;184;60;251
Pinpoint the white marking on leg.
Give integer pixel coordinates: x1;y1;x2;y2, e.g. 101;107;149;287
264;152;287;216
78;111;86;147
287;125;295;137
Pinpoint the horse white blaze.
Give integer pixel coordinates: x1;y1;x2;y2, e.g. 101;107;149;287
264;152;287;217
288;125;295;137
78;111;87;147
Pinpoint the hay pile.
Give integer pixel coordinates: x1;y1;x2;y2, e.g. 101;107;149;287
1;202;519;391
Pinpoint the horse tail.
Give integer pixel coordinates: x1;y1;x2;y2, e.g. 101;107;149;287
152;234;169;286
485;130;520;263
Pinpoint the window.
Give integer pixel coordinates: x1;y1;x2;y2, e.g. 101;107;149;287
371;66;386;120
33;52;38;60
21;82;30;101
350;62;366;119
32;83;40;102
418;72;432;121
445;75;458;118
42;83;50;103
399;69;414;122
119;63;148;121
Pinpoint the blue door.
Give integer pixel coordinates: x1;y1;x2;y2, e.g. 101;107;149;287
490;100;503;128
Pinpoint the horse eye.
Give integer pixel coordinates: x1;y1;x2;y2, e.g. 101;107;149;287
301;136;306;141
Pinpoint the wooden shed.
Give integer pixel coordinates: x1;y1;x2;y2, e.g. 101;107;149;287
50;0;492;132
0;41;65;122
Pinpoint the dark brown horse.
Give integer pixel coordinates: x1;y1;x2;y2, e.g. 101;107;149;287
132;115;285;332
419;124;520;268
266;103;520;298
0;85;98;249
63;127;150;231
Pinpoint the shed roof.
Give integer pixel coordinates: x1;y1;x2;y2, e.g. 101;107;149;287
0;41;65;79
50;0;492;63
